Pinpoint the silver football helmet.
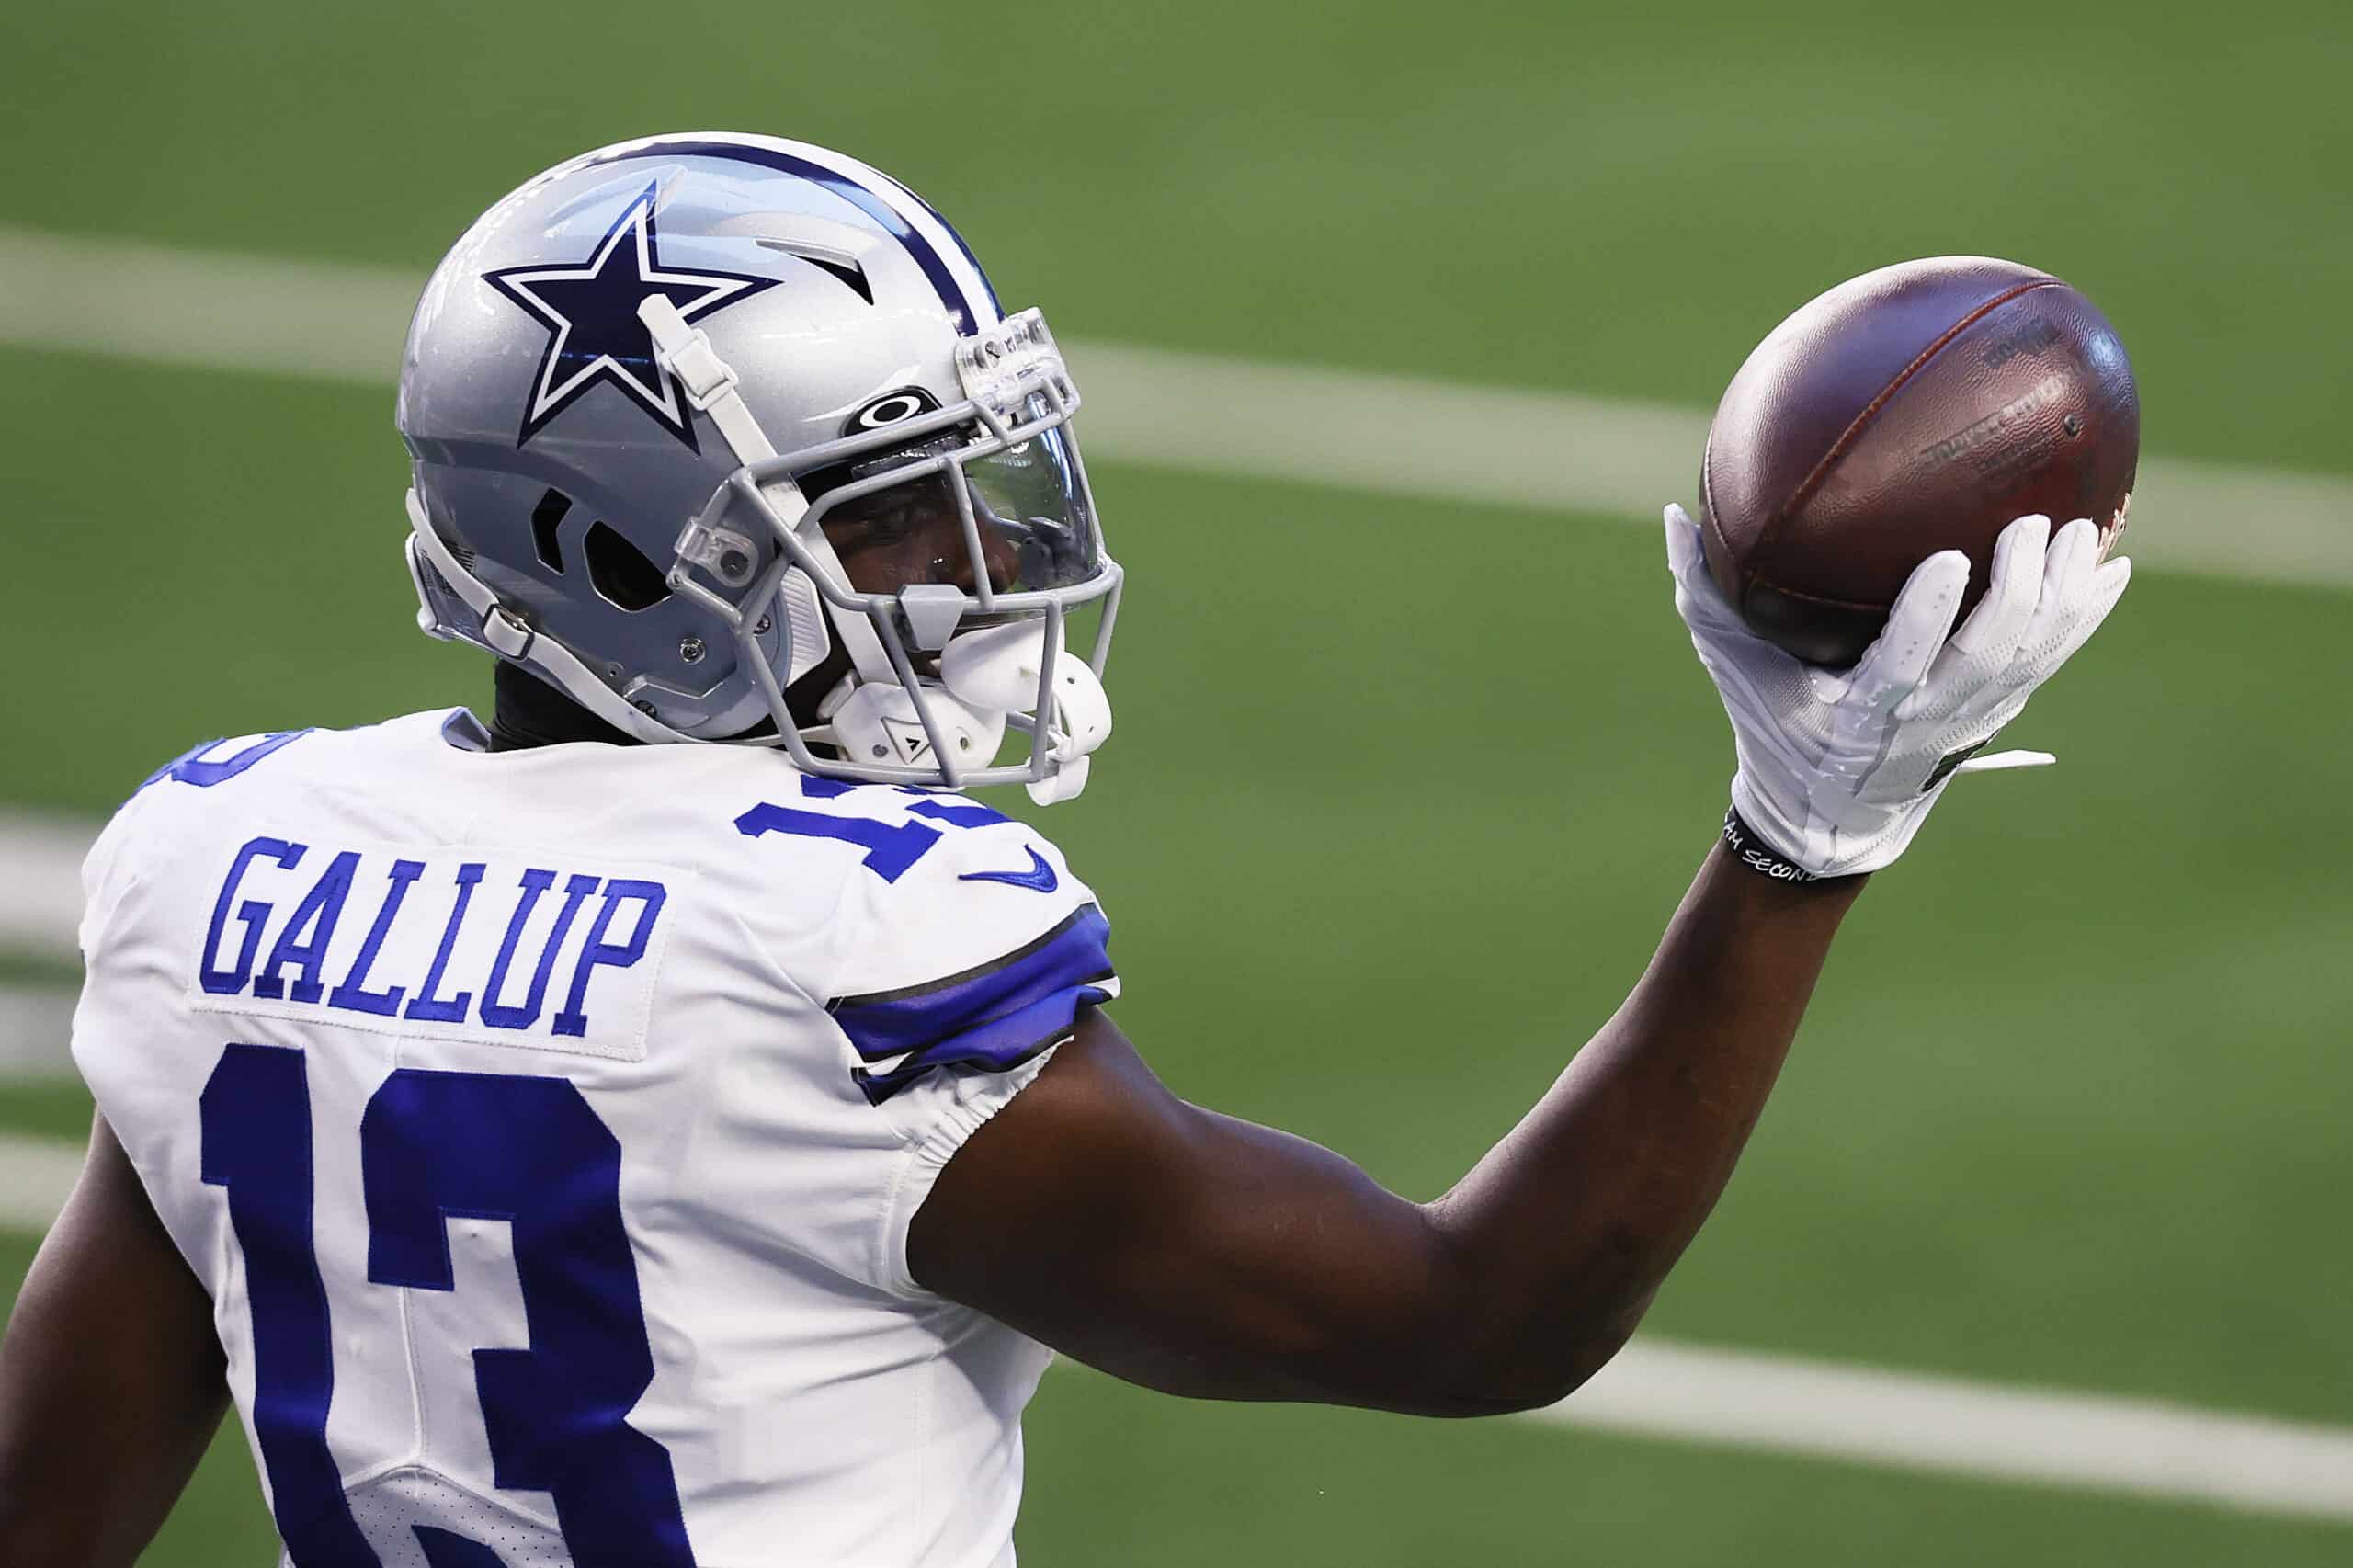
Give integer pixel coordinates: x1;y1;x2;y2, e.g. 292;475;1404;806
398;133;1120;801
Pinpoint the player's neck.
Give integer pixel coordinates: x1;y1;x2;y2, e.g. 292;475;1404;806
486;661;640;752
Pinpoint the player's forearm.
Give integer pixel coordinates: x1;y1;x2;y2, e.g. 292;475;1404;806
1419;844;1863;1409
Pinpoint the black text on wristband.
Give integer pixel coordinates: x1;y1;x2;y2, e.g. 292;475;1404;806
1721;806;1825;884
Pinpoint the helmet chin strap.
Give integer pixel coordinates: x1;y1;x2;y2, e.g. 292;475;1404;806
404;488;685;744
826;678;1008;775
638;295;894;688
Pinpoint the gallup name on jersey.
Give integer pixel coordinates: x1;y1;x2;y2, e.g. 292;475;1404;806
188;836;682;1061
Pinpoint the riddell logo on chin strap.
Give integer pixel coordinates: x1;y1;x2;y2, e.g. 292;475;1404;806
881;717;932;762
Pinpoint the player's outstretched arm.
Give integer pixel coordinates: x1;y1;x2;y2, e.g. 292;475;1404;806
914;851;1859;1415
0;1113;227;1567
914;509;2127;1415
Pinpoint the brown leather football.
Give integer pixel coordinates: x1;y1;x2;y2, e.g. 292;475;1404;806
1699;256;2138;666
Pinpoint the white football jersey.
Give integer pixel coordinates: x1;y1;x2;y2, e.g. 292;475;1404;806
71;709;1118;1568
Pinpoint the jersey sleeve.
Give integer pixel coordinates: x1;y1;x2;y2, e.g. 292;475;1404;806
76;797;142;962
75;741;197;961
815;802;1117;1298
831;898;1114;1106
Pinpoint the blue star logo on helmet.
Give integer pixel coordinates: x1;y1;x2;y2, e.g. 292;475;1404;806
483;181;779;450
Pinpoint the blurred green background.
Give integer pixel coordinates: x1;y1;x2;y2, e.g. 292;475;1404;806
2;0;2348;1562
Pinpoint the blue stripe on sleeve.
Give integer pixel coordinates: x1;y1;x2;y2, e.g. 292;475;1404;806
832;903;1114;1105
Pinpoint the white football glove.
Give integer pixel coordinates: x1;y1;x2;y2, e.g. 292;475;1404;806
1667;504;2131;878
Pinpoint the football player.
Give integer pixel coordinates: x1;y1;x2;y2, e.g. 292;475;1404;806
0;136;2128;1567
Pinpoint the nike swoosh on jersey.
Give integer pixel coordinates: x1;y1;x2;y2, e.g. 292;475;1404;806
956;846;1059;893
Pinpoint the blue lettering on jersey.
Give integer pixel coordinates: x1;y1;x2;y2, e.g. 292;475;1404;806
733;802;938;882
255;850;360;1004
195;839;670;1051
326;860;428;1017
480;870;598;1031
202;1043;695;1566
905;796;1007;829
199;1043;380;1565
415;1528;513;1568
201;836;309;994
556;880;667;1038
142;729;312;791
406;862;488;1024
733;775;1017;883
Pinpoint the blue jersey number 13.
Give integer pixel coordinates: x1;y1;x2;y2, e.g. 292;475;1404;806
199;1042;693;1568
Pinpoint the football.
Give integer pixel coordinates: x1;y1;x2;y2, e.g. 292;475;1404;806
1699;256;2138;666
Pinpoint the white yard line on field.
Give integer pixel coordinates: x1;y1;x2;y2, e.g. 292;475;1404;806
0;1131;81;1233
1550;1339;2353;1522
2;224;2348;588
0;810;89;965
0;983;75;1076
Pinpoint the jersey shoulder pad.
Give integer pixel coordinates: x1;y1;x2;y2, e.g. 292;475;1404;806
754;778;1116;1104
79;727;328;949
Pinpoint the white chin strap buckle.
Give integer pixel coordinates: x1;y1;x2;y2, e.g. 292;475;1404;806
940;619;1112;802
1024;755;1092;805
828;681;1007;773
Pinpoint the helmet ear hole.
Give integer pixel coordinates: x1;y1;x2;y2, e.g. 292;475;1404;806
530;490;572;573
584;521;670;612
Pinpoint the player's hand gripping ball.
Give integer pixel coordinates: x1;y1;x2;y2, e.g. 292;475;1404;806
1668;505;2131;878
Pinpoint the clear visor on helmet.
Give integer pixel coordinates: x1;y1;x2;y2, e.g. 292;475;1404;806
798;391;1100;602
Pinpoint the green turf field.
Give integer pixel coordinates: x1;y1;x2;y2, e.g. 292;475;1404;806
2;0;2348;1562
